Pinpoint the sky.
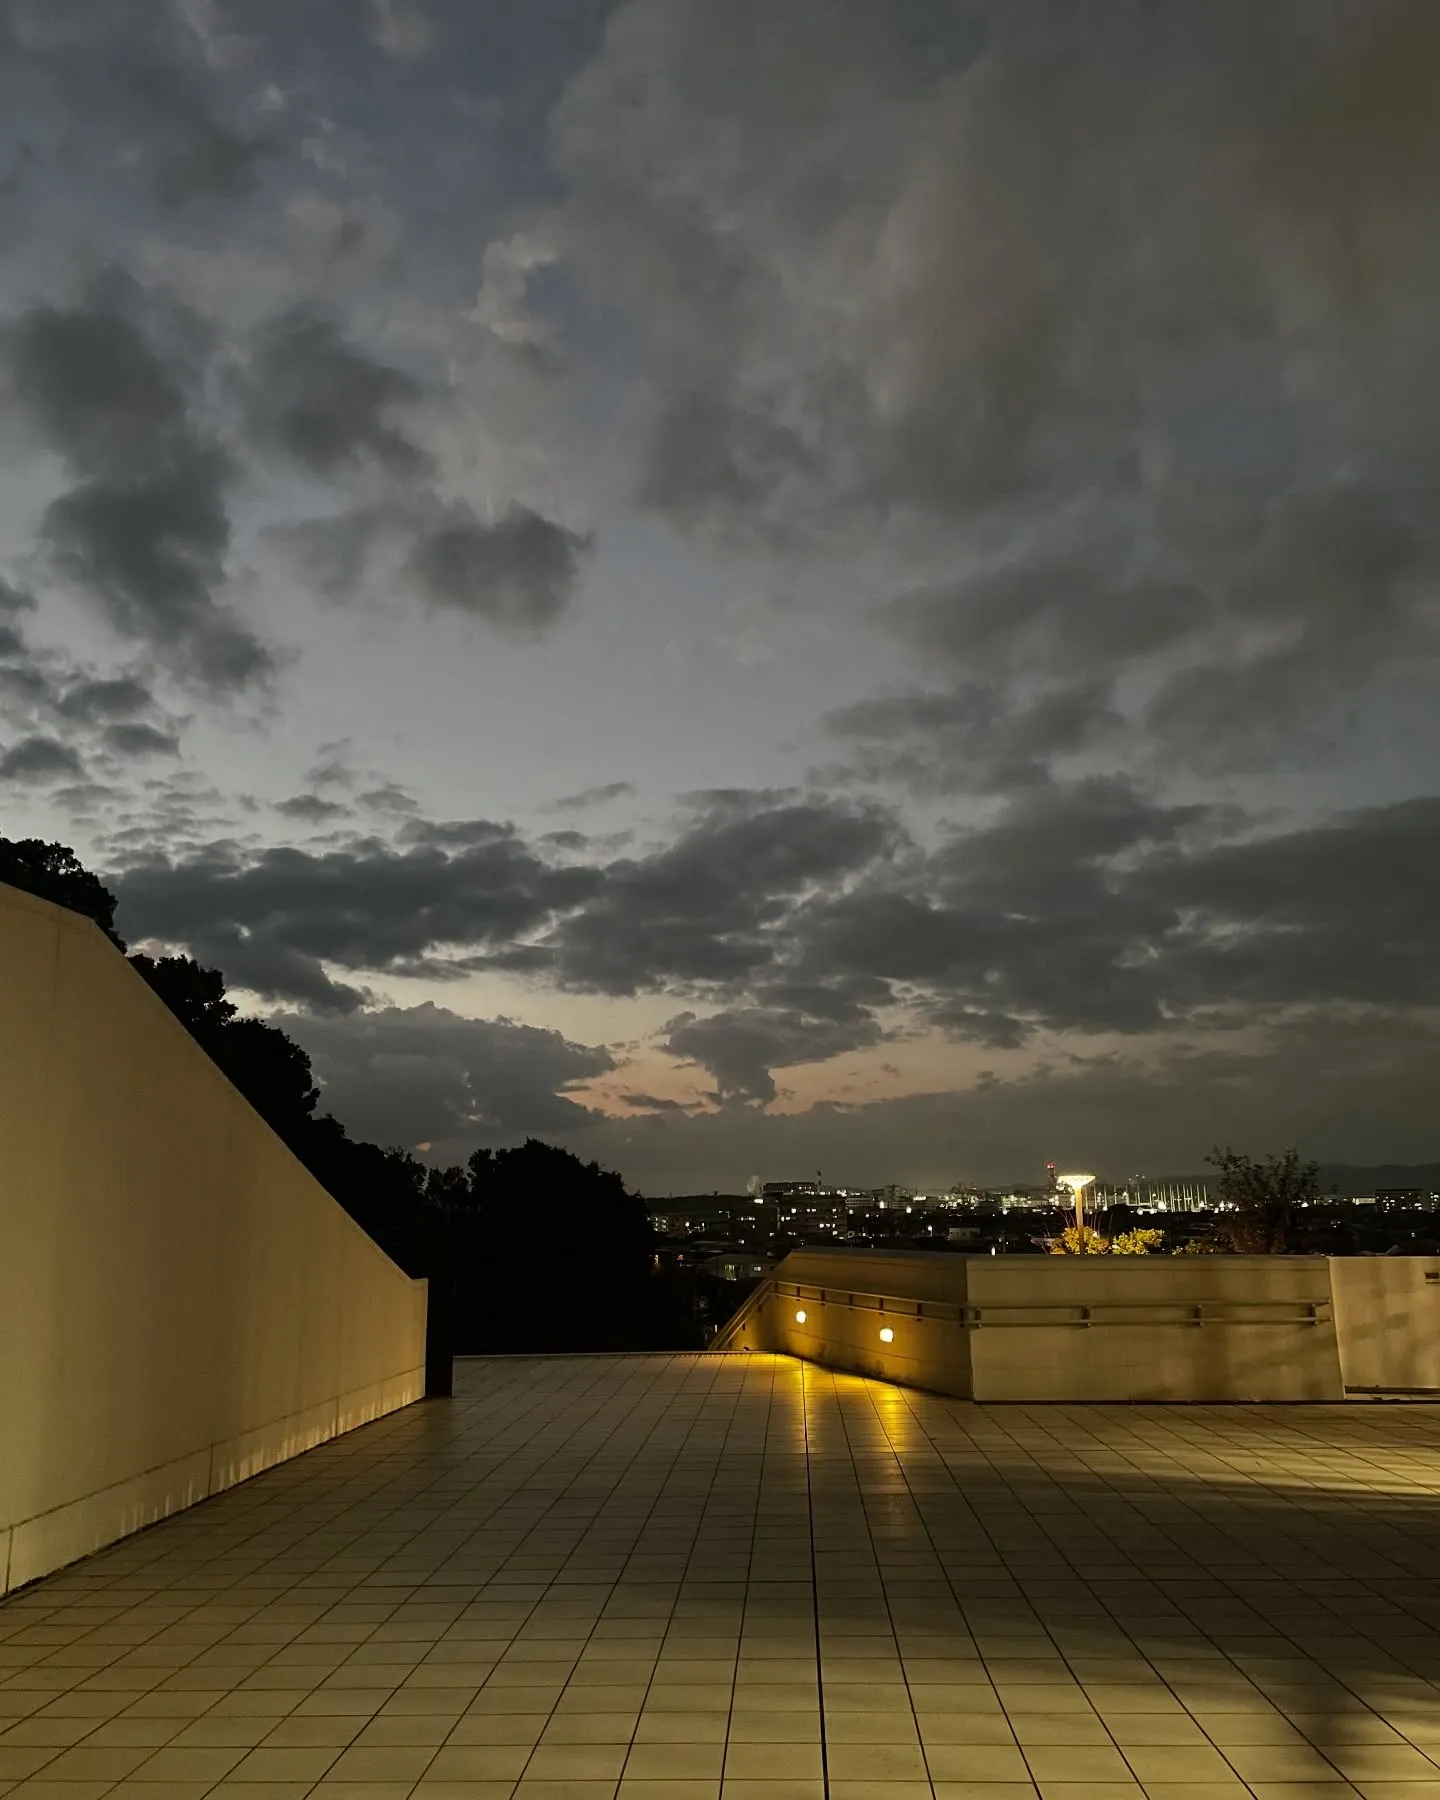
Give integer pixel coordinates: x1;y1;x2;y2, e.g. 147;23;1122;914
1;0;1438;1194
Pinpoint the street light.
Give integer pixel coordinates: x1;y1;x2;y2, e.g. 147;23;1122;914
1055;1171;1096;1235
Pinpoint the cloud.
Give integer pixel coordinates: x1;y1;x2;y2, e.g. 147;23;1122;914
109;825;605;1010
785;778;1440;1049
404;502;590;634
101;722;180;758
469;231;558;353
544;0;1440;785
543;789;904;995
550;781;635;812
0;734;86;782
826;679;1121;797
93;773;1440;1135
663;997;884;1105
276;1001;613;1150
0;0;272;211
240;308;430;479
579;1007;1440;1194
1;291;275;693
367;0;435;64
0;597;189;780
618;1091;695;1114
275;793;352;823
55;676;160;725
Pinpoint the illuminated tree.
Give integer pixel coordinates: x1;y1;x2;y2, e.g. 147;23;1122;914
1110;1227;1164;1255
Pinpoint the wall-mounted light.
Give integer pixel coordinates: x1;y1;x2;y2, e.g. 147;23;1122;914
879;1326;894;1343
794;1309;807;1324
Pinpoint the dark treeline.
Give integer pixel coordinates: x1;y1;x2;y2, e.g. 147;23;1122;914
1;835;696;1354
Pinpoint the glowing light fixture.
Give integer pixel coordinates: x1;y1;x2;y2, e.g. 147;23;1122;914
794;1309;807;1324
1055;1171;1096;1233
879;1326;895;1343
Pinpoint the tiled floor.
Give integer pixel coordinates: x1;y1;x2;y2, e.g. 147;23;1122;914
3;1357;1440;1800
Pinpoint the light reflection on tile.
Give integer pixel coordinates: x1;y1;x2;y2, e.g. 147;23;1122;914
2;1356;1440;1799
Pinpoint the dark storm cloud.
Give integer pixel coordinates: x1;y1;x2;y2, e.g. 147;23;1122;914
103;791;901;1016
101;722;179;759
110;827;606;1011
274;793;353;824
240;309;430;479
663;996;884;1106
55;676;158;725
0;734;85;782
786;779;1440;1050
266;482;591;643
90;771;1440;1112
272;1002;613;1150
404;503;590;634
542;790;904;995
1;295;275;693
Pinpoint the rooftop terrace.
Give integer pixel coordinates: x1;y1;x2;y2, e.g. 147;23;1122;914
3;1354;1440;1800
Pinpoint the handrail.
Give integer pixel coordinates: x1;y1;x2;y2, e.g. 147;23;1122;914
714;1276;1332;1341
709;1278;777;1351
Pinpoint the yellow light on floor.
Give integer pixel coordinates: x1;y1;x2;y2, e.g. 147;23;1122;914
794;1309;807;1324
879;1326;894;1343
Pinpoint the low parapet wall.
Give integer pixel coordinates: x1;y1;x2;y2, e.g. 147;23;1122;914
0;883;428;1594
716;1247;1440;1401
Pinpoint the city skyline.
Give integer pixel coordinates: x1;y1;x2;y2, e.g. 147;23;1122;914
1;0;1438;1193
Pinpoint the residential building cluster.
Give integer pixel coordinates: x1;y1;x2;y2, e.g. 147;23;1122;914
647;1172;1440;1278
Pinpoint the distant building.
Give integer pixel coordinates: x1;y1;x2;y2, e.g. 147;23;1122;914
647;1195;747;1237
699;1251;773;1283
1375;1188;1438;1211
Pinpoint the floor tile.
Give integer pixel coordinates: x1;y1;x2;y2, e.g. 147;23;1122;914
3;1359;1439;1800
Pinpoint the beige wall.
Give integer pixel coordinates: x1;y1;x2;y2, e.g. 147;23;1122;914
1330;1257;1440;1393
0;884;428;1595
719;1246;1440;1401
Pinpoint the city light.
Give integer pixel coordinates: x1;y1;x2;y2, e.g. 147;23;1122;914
794;1309;807;1324
879;1326;894;1343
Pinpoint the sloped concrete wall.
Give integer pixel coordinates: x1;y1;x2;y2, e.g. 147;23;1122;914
725;1246;1440;1401
0;883;427;1595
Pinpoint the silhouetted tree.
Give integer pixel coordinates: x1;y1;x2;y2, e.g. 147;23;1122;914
0;836;127;950
455;1139;655;1352
1206;1146;1321;1253
129;952;321;1149
129;952;237;1035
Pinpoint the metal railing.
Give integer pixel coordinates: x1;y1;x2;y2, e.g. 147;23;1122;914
712;1276;1332;1348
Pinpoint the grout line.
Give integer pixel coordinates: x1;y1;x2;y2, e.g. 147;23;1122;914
800;1357;832;1800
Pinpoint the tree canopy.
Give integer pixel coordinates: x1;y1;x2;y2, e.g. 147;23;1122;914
0;836;126;950
1206;1145;1323;1253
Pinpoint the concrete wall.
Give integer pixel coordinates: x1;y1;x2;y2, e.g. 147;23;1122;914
718;1246;1440;1401
1330;1257;1440;1393
0;883;428;1595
